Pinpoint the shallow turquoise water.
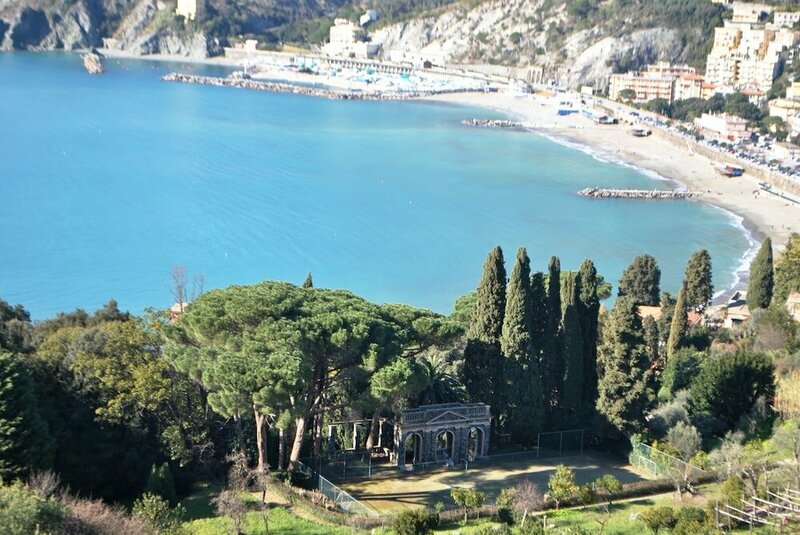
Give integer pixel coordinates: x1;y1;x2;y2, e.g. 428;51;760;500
0;52;751;318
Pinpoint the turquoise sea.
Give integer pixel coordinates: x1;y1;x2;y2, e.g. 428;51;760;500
0;52;752;319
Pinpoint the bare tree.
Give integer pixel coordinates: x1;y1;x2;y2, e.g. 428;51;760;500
169;265;206;311
511;481;543;528
212;490;247;535
169;265;188;309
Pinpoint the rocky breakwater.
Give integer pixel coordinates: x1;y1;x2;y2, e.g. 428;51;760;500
462;118;524;129
82;50;104;74
162;73;479;101
579;188;702;200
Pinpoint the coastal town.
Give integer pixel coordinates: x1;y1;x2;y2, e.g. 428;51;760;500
7;1;800;535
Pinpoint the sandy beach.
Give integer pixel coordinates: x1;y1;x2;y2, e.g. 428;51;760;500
424;91;800;254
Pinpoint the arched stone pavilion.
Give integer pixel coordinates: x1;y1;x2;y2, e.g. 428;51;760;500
392;403;492;467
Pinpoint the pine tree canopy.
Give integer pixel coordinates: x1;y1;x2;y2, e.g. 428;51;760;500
618;255;661;306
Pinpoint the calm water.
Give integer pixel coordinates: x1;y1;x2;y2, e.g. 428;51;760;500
0;53;751;319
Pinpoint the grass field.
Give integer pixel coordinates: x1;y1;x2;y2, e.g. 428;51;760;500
342;451;650;513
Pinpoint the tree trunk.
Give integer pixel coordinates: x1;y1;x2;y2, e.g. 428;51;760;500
278;428;286;471
255;409;269;474
288;415;307;470
312;411;323;457
365;411;381;450
234;412;245;454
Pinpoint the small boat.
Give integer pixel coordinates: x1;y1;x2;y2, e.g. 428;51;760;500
718;165;744;177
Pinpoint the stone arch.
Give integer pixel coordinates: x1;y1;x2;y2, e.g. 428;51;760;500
403;432;422;466
468;426;485;460
435;429;455;461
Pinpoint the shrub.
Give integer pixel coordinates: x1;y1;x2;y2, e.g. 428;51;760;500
0;481;65;535
60;493;149;535
721;475;746;507
132;492;185;534
638;506;675;534
393;508;435;535
689;351;775;431
145;463;177;506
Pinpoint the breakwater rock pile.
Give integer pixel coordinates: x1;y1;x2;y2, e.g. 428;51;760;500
162;73;478;101
82;51;104;74
462;119;524;128
579;188;701;200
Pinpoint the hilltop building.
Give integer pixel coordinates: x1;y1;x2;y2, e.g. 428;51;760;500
322;18;380;59
704;3;800;93
176;0;198;20
609;63;702;104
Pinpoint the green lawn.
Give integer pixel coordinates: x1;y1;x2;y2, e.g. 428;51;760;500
177;480;782;534
183;506;359;534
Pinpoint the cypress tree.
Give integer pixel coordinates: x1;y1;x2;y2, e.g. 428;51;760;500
303;273;314;288
748;237;774;310
464;247;507;427
643;316;660;368
775;233;800;304
596;297;651;438
0;352;54;480
530;272;547;360
501;248;544;443
683;250;713;310
667;285;689;360
618;255;661;306
559;273;584;424
467;246;506;343
542;256;562;414
657;292;677;349
577;259;600;410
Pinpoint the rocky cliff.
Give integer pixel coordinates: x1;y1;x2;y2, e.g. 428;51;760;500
0;0;342;57
372;0;721;89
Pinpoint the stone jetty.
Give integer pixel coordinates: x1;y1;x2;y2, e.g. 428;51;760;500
462;118;524;129
162;72;479;101
579;188;702;200
82;51;104;74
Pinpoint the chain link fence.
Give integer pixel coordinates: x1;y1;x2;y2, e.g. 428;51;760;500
629;440;706;481
296;460;379;517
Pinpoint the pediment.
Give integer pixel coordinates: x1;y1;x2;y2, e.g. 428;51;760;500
426;410;470;424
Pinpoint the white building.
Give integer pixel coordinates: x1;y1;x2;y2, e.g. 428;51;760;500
322;18;380;59
705;25;800;91
694;113;750;142
774;11;800;30
176;0;197;20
